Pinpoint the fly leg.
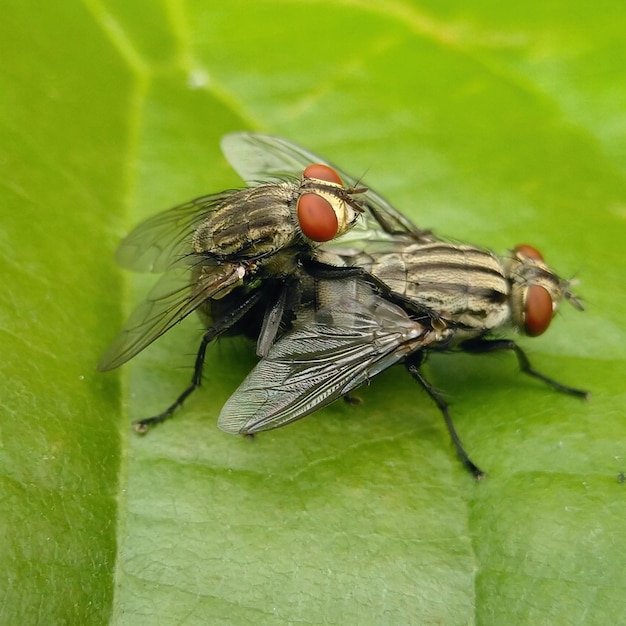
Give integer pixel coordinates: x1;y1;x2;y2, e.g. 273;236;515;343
460;338;589;399
134;290;264;433
301;258;368;280
405;352;485;479
367;206;433;242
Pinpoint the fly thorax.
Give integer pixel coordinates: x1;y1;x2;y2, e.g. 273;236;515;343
192;184;296;258
505;245;569;337
261;248;300;278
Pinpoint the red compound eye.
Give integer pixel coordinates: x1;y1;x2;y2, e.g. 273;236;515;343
524;284;553;336
515;244;544;261
303;163;343;185
297;193;339;242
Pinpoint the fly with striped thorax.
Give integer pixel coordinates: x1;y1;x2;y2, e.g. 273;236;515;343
218;240;588;478
217;140;589;478
99;133;587;476
99;133;432;432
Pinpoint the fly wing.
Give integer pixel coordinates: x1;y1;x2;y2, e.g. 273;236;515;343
115;191;239;273
221;132;432;242
98;259;244;371
217;293;437;434
221;132;322;185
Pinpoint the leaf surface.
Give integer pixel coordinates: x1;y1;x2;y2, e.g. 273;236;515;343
1;2;625;624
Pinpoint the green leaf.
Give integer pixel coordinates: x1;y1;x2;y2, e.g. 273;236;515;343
2;1;625;624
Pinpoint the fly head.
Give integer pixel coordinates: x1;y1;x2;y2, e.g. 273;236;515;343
506;244;582;337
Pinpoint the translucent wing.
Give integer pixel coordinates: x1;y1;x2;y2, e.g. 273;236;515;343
221;132;432;242
98;259;244;370
115;191;239;273
218;292;439;434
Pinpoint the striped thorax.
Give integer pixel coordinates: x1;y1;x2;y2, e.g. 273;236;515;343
192;168;364;259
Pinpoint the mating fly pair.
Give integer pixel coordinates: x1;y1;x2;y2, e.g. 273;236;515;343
99;134;430;423
100;133;588;477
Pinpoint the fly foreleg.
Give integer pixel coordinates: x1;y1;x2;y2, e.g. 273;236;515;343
405;352;485;479
134;290;264;433
459;338;589;399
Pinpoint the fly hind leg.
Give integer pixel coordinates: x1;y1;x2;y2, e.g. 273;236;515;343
133;291;264;433
405;352;485;479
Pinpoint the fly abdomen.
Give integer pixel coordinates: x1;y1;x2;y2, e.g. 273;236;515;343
368;242;511;332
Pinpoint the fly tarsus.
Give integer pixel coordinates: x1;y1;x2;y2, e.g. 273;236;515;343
460;338;590;400
133;330;213;433
133;290;265;433
343;393;362;406
134;384;198;433
405;354;485;479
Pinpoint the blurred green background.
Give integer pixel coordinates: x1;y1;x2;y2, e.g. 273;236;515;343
1;1;625;624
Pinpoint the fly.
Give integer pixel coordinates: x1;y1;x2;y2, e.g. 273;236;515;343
99;134;427;432
99;161;365;369
221;132;435;245
218;241;588;478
